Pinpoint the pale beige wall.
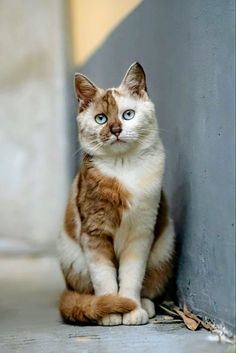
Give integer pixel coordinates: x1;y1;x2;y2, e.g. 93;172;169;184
70;0;141;65
0;0;70;250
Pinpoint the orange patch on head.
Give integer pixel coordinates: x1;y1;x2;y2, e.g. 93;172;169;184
92;90;122;142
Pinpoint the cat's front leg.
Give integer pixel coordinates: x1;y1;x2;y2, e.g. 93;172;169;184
118;234;153;325
82;233;122;325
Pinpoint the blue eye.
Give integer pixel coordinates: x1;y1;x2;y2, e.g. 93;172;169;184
122;109;135;120
95;114;108;125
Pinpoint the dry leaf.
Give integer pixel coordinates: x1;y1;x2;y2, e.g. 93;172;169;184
174;308;200;331
159;303;219;333
183;305;201;323
182;305;216;332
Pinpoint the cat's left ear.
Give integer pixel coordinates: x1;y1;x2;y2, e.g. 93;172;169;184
120;62;147;96
74;73;98;111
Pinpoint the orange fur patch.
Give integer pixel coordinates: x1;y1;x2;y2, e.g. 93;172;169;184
142;260;174;300
142;191;175;299
74;74;97;112
63;265;93;294
77;155;131;237
59;290;136;323
63;154;131;293
64;196;77;239
94;90;122;142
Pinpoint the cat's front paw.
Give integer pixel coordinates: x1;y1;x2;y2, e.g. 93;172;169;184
122;307;149;325
98;314;122;326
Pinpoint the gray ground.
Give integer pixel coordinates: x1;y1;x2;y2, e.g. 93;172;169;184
0;256;232;353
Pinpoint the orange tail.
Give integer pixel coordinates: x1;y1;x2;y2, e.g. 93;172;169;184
59;290;136;323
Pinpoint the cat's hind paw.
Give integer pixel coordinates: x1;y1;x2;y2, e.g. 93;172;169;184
122;307;149;325
141;298;156;318
98;314;122;326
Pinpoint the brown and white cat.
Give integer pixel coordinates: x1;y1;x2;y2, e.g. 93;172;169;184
58;62;175;326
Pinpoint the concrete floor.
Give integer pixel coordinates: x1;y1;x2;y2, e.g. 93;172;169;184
0;256;232;353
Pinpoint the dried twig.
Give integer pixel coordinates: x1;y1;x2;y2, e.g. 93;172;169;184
159;304;179;318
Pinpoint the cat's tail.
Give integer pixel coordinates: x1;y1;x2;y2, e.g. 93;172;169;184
59;290;136;323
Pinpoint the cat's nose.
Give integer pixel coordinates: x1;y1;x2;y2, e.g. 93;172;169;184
111;126;122;137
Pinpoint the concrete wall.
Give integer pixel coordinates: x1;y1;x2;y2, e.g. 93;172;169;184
69;0;141;65
0;1;71;250
78;0;235;332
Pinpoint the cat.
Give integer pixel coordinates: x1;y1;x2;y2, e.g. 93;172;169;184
58;62;175;326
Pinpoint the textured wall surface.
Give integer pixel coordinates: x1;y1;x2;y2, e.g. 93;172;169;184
79;0;235;332
0;1;70;249
69;0;141;65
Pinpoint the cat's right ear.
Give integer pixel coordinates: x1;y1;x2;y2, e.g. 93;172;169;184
74;73;97;111
120;62;147;96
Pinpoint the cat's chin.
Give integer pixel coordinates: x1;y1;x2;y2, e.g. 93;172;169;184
108;140;131;154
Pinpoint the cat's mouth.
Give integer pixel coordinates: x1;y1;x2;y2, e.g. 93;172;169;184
110;138;126;145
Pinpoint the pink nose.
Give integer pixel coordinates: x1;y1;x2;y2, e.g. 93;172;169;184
111;126;122;137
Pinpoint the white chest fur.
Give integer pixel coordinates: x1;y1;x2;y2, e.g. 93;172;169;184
93;143;165;256
94;143;165;202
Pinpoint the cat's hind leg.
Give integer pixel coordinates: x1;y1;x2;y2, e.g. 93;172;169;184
142;220;175;301
58;231;93;294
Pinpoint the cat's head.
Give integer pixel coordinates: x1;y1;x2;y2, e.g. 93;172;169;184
75;62;158;157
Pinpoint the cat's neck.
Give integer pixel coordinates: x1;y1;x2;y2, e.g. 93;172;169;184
84;138;164;169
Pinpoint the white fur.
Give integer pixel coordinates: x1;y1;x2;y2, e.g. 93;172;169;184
77;91;159;159
93;141;165;260
141;298;156;318
99;314;122;326
118;233;153;306
86;257;118;295
92;125;166;315
123;307;149;325
87;92;171;323
57;231;88;278
148;220;175;268
58;232;118;296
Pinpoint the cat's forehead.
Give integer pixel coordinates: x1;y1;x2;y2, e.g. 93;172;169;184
93;89;118;114
93;87;136;114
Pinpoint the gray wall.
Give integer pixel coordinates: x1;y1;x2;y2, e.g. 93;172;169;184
78;0;235;332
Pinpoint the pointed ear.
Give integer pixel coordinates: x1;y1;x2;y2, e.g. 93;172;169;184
120;62;147;96
74;73;97;111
